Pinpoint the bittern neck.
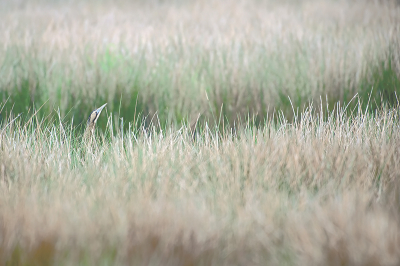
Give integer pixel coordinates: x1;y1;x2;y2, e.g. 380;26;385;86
84;123;96;140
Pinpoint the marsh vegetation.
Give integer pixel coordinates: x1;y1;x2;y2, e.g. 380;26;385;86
1;0;400;265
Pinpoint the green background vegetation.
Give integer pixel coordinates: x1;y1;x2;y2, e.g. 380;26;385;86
2;43;400;129
1;0;399;131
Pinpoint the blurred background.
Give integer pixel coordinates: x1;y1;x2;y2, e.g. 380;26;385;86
1;0;399;130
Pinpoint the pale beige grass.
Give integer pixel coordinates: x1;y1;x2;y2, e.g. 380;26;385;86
0;104;400;265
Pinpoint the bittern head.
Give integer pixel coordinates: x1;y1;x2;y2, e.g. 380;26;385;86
87;103;107;127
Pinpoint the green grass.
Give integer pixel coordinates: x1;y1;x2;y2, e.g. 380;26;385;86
1;43;399;130
1;0;399;128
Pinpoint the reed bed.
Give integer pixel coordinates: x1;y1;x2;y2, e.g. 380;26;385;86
1;102;400;265
1;0;400;265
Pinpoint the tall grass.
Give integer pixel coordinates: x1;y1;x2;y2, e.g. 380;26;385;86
1;100;400;265
1;0;400;265
0;0;399;128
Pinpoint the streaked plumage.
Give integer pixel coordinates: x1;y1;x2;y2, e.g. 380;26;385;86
84;103;107;141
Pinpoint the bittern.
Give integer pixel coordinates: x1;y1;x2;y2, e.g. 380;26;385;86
84;103;107;141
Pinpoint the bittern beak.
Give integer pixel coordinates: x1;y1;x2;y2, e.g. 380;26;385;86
94;103;107;116
87;103;107;126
